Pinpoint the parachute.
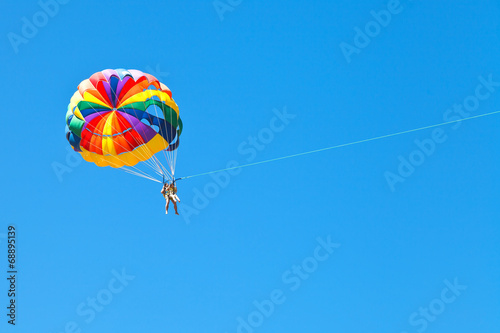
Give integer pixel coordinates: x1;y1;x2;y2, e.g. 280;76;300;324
65;69;183;183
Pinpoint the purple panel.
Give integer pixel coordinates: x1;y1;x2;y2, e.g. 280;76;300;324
101;69;117;82
84;111;111;123
101;81;113;106
116;76;130;99
117;111;157;142
81;111;107;135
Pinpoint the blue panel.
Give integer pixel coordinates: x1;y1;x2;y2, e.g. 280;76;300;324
115;68;129;80
79;107;110;118
117;107;176;143
67;132;82;152
167;137;180;151
109;76;119;107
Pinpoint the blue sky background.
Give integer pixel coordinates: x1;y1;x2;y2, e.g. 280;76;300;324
1;0;499;332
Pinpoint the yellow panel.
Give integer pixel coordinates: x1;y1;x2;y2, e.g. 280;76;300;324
79;134;169;168
82;91;112;108
74;109;84;121
102;111;116;136
118;90;178;113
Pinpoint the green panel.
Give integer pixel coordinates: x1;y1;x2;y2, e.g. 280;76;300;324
120;102;147;111
77;101;111;111
69;116;85;138
157;102;179;129
119;100;180;129
177;117;183;136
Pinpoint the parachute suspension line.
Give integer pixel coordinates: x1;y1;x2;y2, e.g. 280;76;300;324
85;148;161;183
113;84;167;179
161;87;175;178
168;87;175;176
171;95;178;178
171;116;179;177
124;163;162;181
180;109;500;180
166;85;179;178
108;108;164;177
78;135;162;181
105;82;165;177
145;86;172;178
82;91;164;180
121;167;162;183
172;147;177;179
80;115;159;175
84;132;163;179
162;91;171;176
121;85;166;177
142;80;178;181
162;149;173;178
152;154;172;180
141;83;173;182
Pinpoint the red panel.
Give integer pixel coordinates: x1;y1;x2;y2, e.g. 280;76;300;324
120;86;142;104
80;128;103;155
85;114;106;134
89;72;107;87
80;129;91;151
117;77;136;104
114;112;131;134
123;130;144;150
95;81;112;106
113;134;131;155
93;113;110;136
89;132;103;155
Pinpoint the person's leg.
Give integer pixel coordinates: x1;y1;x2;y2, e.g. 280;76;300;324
170;194;178;203
173;201;179;215
165;198;170;214
174;194;180;202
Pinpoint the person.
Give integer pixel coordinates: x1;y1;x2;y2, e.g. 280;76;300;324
161;181;180;215
170;181;181;203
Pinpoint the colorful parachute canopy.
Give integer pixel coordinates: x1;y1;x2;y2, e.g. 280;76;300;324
65;69;182;176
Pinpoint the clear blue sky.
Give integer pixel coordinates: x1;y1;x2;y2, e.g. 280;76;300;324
1;0;499;332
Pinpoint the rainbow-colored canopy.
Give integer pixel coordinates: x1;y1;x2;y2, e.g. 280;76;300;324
65;69;182;172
